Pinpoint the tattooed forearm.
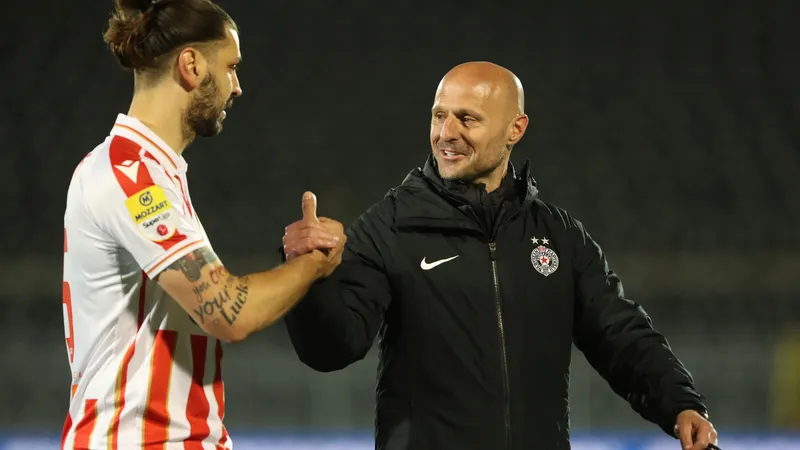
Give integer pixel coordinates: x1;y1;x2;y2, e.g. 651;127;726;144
191;276;251;326
221;276;250;325
165;247;220;282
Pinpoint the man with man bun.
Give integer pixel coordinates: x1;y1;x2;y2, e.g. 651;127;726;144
60;1;342;448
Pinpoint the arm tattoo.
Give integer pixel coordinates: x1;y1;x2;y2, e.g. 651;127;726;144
221;276;250;325
158;247;243;327
191;276;251;326
165;247;219;282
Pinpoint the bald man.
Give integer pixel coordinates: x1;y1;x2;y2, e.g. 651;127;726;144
281;62;718;450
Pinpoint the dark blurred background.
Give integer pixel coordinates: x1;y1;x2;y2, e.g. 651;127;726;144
1;0;799;448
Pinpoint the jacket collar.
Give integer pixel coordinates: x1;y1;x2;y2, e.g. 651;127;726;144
393;153;538;233
418;154;536;206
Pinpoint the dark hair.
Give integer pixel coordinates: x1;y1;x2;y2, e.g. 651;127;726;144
103;0;237;72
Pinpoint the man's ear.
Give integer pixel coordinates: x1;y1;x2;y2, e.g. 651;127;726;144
176;47;207;90
509;114;529;145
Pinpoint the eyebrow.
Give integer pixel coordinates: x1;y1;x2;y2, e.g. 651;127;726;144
432;107;483;118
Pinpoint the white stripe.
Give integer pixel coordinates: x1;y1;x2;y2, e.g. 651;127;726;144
121;325;156;446
204;339;227;448
167;332;194;442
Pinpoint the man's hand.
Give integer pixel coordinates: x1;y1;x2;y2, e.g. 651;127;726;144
313;216;345;277
675;410;718;450
283;191;340;260
283;191;347;277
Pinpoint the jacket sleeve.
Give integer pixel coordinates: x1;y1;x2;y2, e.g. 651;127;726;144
570;219;708;437
283;200;393;372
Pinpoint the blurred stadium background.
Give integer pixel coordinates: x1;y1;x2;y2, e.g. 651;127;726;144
1;1;799;449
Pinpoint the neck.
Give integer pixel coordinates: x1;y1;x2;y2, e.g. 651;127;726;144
126;82;192;154
473;156;510;193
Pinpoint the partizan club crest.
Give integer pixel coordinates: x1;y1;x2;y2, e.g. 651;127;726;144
530;237;559;277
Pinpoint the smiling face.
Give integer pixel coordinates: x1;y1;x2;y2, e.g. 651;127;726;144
429;62;529;191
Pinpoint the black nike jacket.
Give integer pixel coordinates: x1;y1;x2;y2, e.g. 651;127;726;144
284;155;708;450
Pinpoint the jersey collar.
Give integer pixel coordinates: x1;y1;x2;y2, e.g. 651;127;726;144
110;114;188;175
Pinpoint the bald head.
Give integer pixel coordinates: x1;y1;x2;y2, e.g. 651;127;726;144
437;61;525;116
429;61;529;192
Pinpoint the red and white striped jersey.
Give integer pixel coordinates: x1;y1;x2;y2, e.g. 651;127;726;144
61;114;231;449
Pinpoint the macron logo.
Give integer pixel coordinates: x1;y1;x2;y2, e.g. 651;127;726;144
420;255;459;271
115;160;140;183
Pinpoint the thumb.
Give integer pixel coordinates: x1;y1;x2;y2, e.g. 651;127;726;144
302;191;319;222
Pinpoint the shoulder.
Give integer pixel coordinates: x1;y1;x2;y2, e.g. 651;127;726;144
529;198;594;247
78;136;175;222
349;194;396;235
348;168;424;230
69;138;125;211
531;198;585;231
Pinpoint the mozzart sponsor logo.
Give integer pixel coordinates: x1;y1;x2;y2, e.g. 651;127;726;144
125;186;172;224
124;186;177;242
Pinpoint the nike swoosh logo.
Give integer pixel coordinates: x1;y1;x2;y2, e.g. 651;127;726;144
420;255;459;270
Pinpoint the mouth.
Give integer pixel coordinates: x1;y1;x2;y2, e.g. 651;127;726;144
439;148;466;161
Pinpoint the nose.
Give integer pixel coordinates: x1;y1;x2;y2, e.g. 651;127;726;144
439;115;460;142
231;73;243;98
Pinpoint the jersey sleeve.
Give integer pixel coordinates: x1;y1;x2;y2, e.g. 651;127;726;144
96;140;209;279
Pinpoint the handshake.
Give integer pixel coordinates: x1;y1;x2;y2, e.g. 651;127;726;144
282;191;346;278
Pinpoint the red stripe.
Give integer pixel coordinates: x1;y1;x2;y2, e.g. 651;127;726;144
62;282;74;363
60;412;72;450
73;399;99;450
213;341;228;447
154;229;189;252
109;136;155;196
213;341;225;419
216;429;229;450
143;330;178;447
109;279;148;449
141;150;159;165
184;335;211;450
173;176;194;217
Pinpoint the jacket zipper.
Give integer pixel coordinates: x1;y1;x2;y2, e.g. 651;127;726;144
489;241;511;448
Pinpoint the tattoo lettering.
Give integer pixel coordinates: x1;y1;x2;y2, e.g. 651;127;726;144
192;281;211;303
219;277;250;326
192;289;231;324
209;266;229;285
165;247;220;282
189;276;250;326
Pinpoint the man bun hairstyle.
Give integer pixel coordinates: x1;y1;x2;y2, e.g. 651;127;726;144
103;0;237;73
